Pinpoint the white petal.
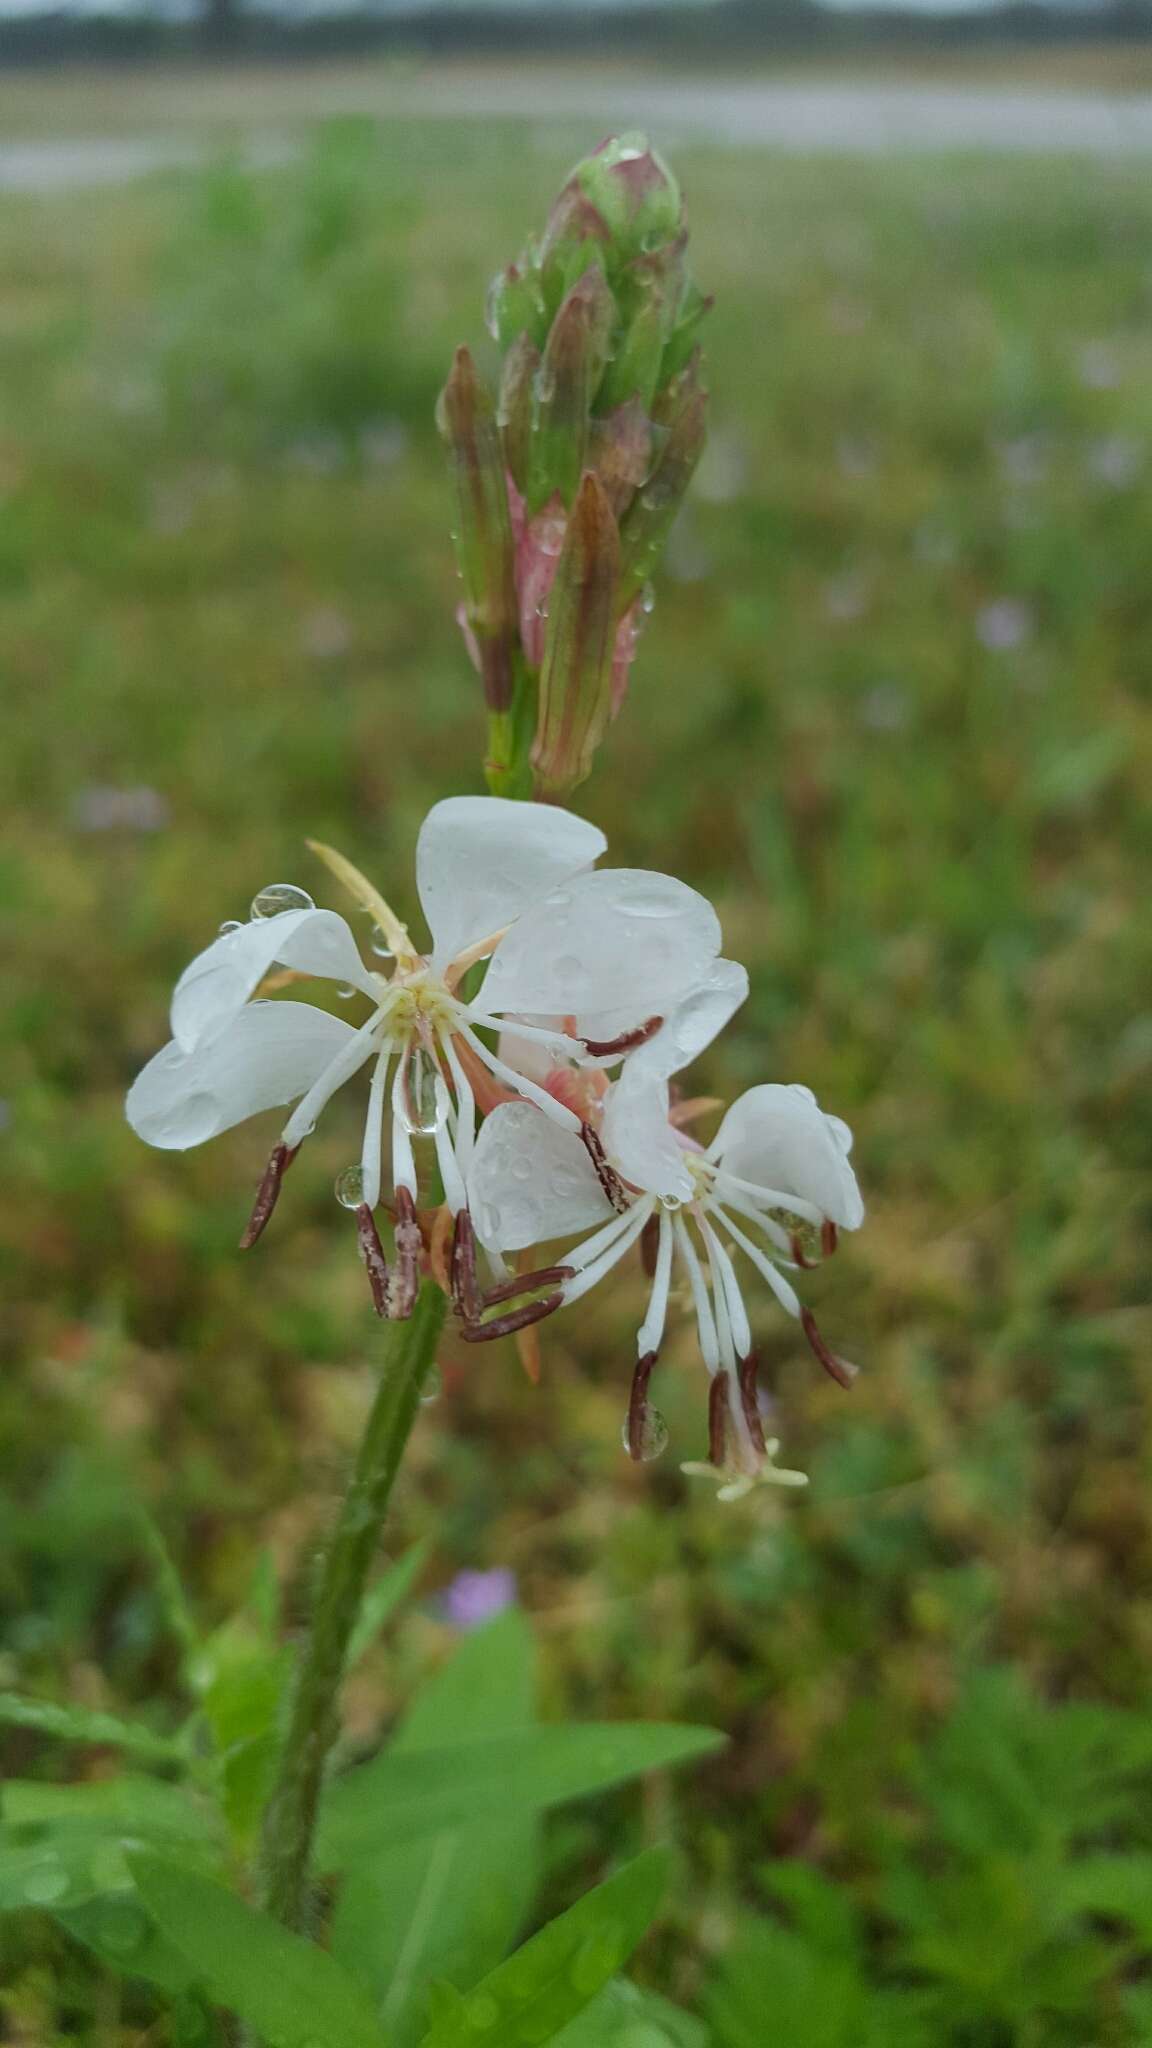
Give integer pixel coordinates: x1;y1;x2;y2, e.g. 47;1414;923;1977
479;868;721;1020
628;958;748;1081
468;1100;612;1251
127;1002;362;1151
711;1083;864;1230
171;909;374;1052
417;797;606;971
600;1066;694;1202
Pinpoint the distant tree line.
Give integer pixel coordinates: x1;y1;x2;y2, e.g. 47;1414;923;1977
2;0;1150;66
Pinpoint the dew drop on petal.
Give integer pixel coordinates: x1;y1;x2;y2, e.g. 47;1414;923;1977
659;1193;682;1211
399;1047;445;1136
335;983;356;1000
23;1862;70;1905
335;1165;365;1209
420;1364;443;1406
640;581;656;615
217;919;242;936
480;1203;502;1241
369;925;394;959
251;883;314;920
622;1406;669;1462
554;954;583;980
511;1154;533;1183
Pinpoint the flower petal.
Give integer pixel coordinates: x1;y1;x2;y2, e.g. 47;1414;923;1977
479;868;721;1019
417;796;606;970
600;1066;694;1202
127;1002;364;1150
711;1083;864;1230
468;1100;613;1250
171;909;374;1052
627;958;748;1081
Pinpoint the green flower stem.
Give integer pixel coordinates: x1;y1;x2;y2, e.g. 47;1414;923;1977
255;1281;447;1932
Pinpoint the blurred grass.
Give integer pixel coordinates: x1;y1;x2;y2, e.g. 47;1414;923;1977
1;116;1151;2035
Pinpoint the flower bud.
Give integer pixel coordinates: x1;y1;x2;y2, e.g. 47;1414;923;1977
497;333;540;496
573;134;684;264
436;346;518;713
529;263;615;511
618;353;708;600
532;471;620;797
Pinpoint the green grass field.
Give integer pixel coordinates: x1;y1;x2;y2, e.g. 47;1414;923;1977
2;114;1151;2042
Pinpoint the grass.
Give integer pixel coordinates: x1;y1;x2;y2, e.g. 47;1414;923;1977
1;113;1151;2041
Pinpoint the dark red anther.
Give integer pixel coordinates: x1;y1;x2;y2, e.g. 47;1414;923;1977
789;1231;817;1271
737;1350;767;1455
640;1212;661;1278
580;1122;629;1213
481;1264;575;1307
387;1186;422;1321
450;1209;481;1322
460;1291;565;1343
582;1015;663;1058
801;1307;858;1390
356;1203;391;1318
821;1219;839;1259
239;1142;299;1249
624;1349;657;1462
707;1374;728;1468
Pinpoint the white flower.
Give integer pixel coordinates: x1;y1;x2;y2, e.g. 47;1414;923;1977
464;967;863;1481
126;797;724;1319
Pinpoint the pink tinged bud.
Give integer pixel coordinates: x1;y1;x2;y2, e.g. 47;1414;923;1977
590;398;655;520
437;346;518;714
661;276;714;385
529;264;616;512
576;134;684;258
619;358;708;599
497;333;540;497
515;492;567;670
610;593;645;722
601;239;687;413
532;471;621;797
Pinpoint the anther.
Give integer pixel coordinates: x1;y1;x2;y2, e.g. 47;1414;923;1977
481;1264;575;1306
450;1209;481;1322
579;1122;630;1213
789;1231;817;1271
821;1219;839;1259
459;1291;565;1343
239;1142;299;1249
624;1349;657;1462
801;1307;859;1390
707;1374;728;1468
581;1016;663;1058
737;1350;767;1455
640;1213;661;1278
356;1203;391;1318
388;1185;422;1321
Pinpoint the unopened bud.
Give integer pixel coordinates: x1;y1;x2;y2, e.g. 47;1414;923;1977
600;239;686;413
532;472;620;797
530;264;615;511
436;346;518;713
497;333;540;497
574;134;684;263
618;354;708;599
589;398;655;519
486;262;545;352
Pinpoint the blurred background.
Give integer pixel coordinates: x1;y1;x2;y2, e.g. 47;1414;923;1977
2;1;1151;2039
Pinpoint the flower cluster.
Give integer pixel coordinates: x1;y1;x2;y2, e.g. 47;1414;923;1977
128;798;862;1496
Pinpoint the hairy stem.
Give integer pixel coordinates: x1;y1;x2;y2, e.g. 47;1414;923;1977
255;1281;446;1931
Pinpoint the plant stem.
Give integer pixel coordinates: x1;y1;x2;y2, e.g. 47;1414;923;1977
255;1280;446;1931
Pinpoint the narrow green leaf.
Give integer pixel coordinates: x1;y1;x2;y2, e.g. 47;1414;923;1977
416;1846;672;2048
0;1691;186;1764
322;1723;723;1862
550;1979;709;2045
128;1853;389;2048
57;1895;200;1994
0;1777;223;1912
346;1540;430;1670
332;1612;539;2046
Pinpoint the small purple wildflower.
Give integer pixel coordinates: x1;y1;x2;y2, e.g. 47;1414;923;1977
441;1568;517;1632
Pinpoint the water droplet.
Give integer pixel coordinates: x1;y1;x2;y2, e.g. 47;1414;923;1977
420;1364;443;1406
480;1204;502;1241
554;954;583;980
336;983;356;1000
217;918;242;936
640;581;656;615
250;883;314;920
467;1992;500;2030
369;926;393;959
622;1405;669;1462
399;1047;445;1137
533;601;549;620
511;1155;533;1183
659;1193;682;1212
335;1165;365;1209
23;1862;69;1905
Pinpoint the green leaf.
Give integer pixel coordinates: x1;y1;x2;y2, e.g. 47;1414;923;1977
57;1894;201;1994
0;1777;223;1912
550;1979;709;2045
415;1845;672;2048
346;1540;430;1670
322;1723;723;1862
128;1852;389;2048
0;1691;187;1764
332;1611;540;2045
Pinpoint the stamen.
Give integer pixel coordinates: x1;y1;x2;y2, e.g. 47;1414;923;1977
460;1026;581;1131
459;1292;565;1343
432;1077;467;1215
566;1203;645;1274
450;1208;481;1322
737;1350;768;1456
463;1012;585;1060
388;1186;422;1321
581;1016;663;1059
305;837;415;961
640;1212;660;1277
672;1215;721;1372
822;1219;839;1259
637;1211;675;1357
390;1059;418;1199
708;1373;728;1467
439;1032;476;1183
360;1049;392;1211
624;1350;657;1462
699;1219;753;1359
580;1122;630;1213
801;1307;859;1390
562;1202;651;1307
708;1203;802;1320
239;1141;298;1249
482;1264;575;1306
707;1168;822;1227
282;1009;384;1149
356;1203;391;1318
789;1232;818;1271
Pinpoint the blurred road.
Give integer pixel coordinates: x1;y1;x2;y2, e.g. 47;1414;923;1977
3;74;1152;188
